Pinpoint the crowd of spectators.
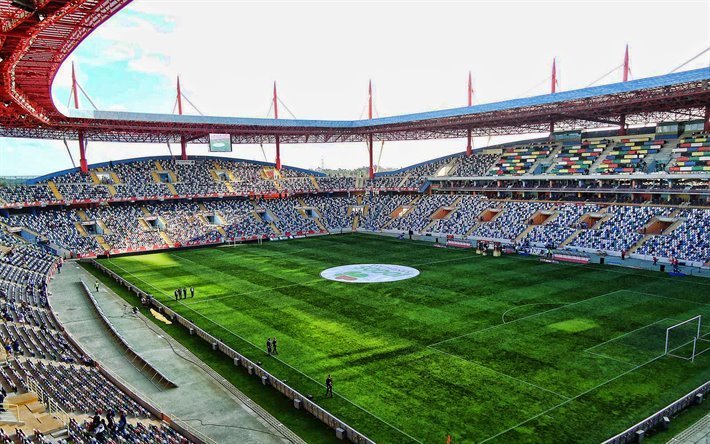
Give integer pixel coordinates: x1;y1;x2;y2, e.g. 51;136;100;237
0;231;193;443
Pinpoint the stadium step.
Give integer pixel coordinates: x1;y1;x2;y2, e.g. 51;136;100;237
89;172;101;184
141;206;151;216
224;182;235;193
95;235;111;251
159;231;174;247
106;184;117;196
627;234;653;254
397;173;411;188
419;219;438;234
165;183;178;196
76;210;88;221
109;172;121;184
356;195;363;205
309;176;320;191
46;181;63;200
590;141;619;173
560;229;583;247
269;222;281;236
151;171;162;183
352;214;360;231
154;160;164;171
138;218;151;231
95;219;111;235
198;203;207;212
515;224;537;242
74;222;89;237
663;219;684;235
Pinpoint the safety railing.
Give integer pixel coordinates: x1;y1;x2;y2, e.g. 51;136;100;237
602;381;709;443
79;279;178;388
92;259;376;444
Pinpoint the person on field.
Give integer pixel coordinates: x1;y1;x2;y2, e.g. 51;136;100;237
325;374;333;398
190;287;194;298
174;289;179;301
95;280;99;292
266;338;272;355
272;337;278;355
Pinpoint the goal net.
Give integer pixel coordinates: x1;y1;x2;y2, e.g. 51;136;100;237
665;315;706;362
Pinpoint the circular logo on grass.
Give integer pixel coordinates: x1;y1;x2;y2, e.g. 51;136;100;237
321;264;420;283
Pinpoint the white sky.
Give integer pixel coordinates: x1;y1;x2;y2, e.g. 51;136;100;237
1;0;709;176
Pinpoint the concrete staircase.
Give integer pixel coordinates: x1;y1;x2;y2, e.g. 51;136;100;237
589;142;618;173
74;222;89;237
158;231;174;247
154;161;164;171
560;229;583;248
106;184;117;196
140;206;151;216
1;392;65;435
352;214;360;231
76;210;88;221
46;181;63;200
309;176;320;191
165;183;178;196
95;235;111;251
627;234;653;254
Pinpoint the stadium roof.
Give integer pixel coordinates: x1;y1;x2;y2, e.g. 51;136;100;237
68;68;710;129
0;0;709;145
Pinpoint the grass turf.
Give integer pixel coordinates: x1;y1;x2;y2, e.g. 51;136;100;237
96;233;710;443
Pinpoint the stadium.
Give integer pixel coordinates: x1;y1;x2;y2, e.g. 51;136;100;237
0;1;709;443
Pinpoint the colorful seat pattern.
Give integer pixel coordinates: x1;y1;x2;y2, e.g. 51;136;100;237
670;133;710;173
548;140;607;175
597;137;663;174
489;144;552;176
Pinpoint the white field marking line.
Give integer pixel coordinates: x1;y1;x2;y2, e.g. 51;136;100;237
173;301;424;444
583;349;640;367
426;346;571;401
106;260;424;443
585;318;674;352
165;252;324;305
183;279;325;305
427;289;628;348
478;349;675;444
501;303;569;324
558;260;710;287
409;254;480;267
622;290;710;307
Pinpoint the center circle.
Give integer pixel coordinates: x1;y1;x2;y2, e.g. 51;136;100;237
320;264;420;283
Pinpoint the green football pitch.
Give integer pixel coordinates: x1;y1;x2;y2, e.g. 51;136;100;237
98;233;710;443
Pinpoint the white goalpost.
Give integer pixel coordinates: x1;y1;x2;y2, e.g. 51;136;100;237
664;315;707;362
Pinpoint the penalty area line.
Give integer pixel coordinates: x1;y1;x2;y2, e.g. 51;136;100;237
107;260;423;443
478;350;671;443
427;346;571;401
428;289;628;348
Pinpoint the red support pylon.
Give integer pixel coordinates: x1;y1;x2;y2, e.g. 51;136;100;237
177;76;187;160
274;81;281;170
623;44;630;82
551;58;557;94
466;71;473;157
368;79;374;179
620;45;630;136
72;62;88;173
549;58;557;137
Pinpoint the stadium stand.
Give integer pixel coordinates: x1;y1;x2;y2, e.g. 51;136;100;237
0;229;194;442
670;132;710;173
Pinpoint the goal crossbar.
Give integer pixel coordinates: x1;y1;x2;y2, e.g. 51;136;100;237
665;315;703;361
